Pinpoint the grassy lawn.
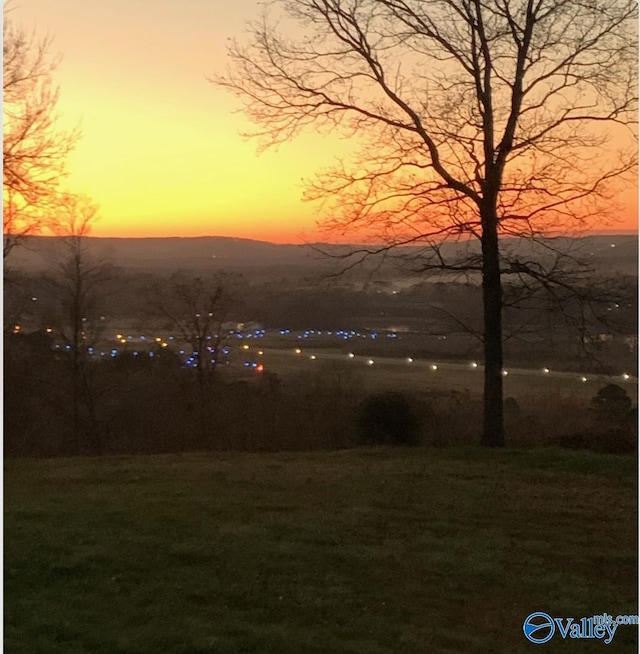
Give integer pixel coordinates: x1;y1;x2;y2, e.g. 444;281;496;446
5;447;638;653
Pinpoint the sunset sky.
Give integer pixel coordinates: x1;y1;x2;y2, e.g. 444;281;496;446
7;0;638;242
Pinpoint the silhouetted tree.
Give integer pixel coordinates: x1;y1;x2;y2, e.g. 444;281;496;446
3;12;79;259
215;0;637;446
46;194;115;453
153;272;237;438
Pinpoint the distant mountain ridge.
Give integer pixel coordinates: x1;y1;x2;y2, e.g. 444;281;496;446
6;235;325;269
5;233;638;276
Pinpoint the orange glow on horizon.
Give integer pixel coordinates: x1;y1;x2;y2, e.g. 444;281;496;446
7;0;638;243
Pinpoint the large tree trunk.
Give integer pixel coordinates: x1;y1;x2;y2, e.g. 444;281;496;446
480;217;505;447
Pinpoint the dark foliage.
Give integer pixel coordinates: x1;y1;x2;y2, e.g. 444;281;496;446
4;332;636;457
553;428;637;455
553;384;637;454
590;384;634;426
357;391;421;446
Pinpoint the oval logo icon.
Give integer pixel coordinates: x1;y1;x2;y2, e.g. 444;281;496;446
523;612;556;644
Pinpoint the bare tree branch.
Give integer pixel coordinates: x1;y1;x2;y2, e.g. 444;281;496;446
213;0;638;446
3;12;80;259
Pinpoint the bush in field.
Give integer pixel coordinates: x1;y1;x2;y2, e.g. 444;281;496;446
357;392;420;446
591;428;636;454
590;384;634;427
553;385;637;454
554;428;636;455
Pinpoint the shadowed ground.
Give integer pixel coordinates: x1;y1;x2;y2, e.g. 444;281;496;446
4;447;637;653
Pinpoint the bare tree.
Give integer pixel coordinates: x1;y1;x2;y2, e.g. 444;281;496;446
153;272;237;437
46;194;115;453
214;0;637;446
3;13;79;259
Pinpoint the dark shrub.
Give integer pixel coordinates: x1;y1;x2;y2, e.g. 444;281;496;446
583;384;637;454
590;384;634;426
553;427;636;455
589;428;637;455
357;391;420;446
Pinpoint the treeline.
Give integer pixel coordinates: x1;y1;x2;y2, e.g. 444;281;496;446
5;331;636;458
6;266;637;335
6;264;637;378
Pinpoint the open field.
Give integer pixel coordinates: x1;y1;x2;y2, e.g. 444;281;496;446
5;447;637;653
252;347;638;402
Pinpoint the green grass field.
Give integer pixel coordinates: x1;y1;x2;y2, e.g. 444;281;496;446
5;447;637;653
